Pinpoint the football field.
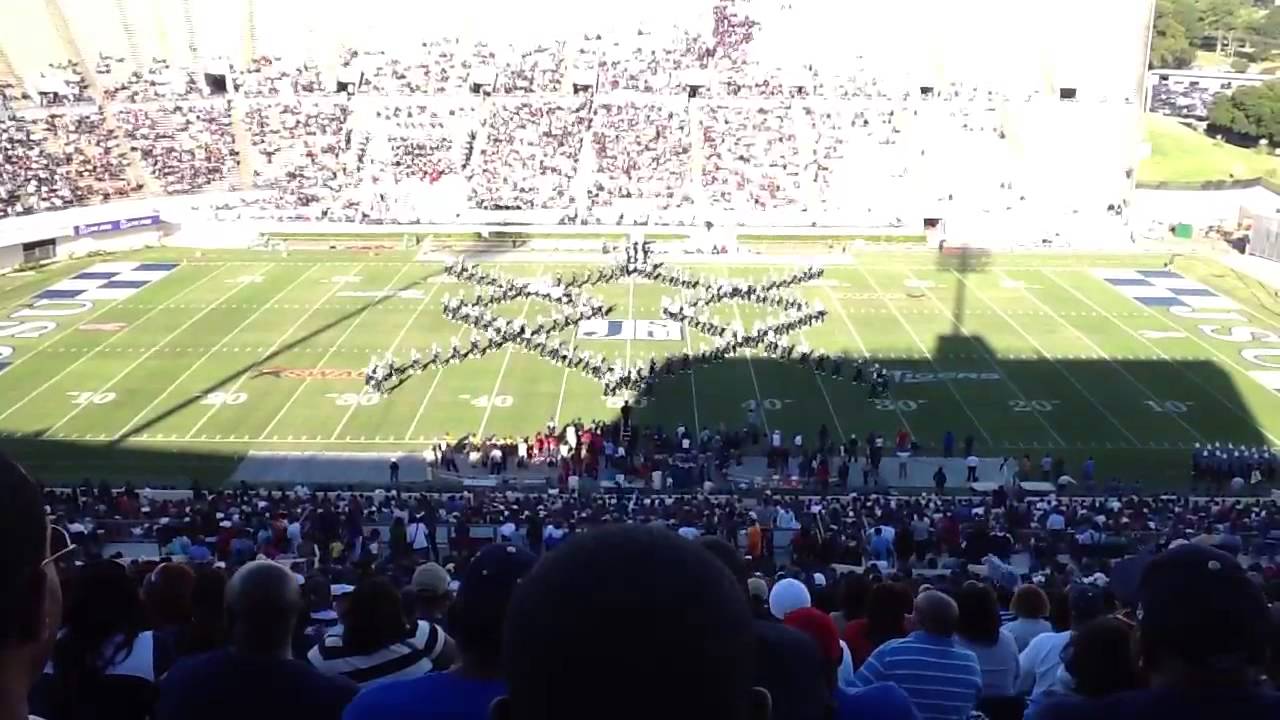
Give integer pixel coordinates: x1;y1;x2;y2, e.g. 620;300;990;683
1;246;1278;488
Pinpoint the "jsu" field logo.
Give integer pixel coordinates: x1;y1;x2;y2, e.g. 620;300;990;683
576;320;683;341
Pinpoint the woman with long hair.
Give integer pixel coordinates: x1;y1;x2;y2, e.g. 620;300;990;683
954;582;1020;697
840;581;912;667
31;560;163;720
306;576;456;688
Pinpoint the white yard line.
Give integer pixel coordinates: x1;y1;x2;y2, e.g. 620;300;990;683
626;275;634;370
853;265;992;445
45;268;267;435
404;304;481;442
258;264;413;439
904;269;1064;446
794;326;845;441
477;266;545;437
0;265;234;424
821;285;912;435
992;269;1204;444
329;272;445;441
184;263;369;440
112;265;319;439
1049;270;1280;447
953;269;1142;445
552;331;578;427
729;299;771;434
683;322;701;433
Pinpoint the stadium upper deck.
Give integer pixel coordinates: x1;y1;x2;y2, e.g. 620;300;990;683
0;0;1154;230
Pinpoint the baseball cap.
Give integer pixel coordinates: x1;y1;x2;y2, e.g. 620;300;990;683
769;578;812;621
457;543;537;623
784;607;842;666
1137;543;1269;670
410;562;451;596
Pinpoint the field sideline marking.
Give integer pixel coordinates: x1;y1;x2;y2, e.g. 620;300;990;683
991;269;1204;444
184;262;369;439
953;270;1142;445
1047;270;1280;447
329;270;445;441
0;264;234;425
259;264;415;439
904;269;1064;446
477;264;545;438
853;265;992;445
45;266;270;435
111;265;322;439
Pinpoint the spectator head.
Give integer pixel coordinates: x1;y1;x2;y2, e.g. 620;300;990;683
0;455;60;717
52;560;145;695
769;578;811;620
144;562;195;629
1010;584;1049;620
226;560;302;658
838;572;870;620
865;582;912;648
1137;543;1269;688
782;607;841;688
410;562;452;619
1062;617;1139;698
342;577;410;655
182;566;226;655
496;524;767;720
1067;584;1105;629
913;590;959;637
695;536;747;588
955;582;1000;646
451;543;535;673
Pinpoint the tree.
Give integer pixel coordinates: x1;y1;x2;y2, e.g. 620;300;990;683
1151;0;1198;68
1208;80;1280;146
1201;0;1248;54
1171;0;1203;40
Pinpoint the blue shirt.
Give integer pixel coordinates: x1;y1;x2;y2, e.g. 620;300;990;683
156;648;357;720
187;544;212;563
342;671;505;720
853;631;981;720
837;682;922;720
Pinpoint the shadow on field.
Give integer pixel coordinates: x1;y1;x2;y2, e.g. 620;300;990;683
0;285;1272;490
99;269;442;446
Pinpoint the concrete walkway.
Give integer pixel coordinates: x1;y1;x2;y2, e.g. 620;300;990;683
1219;251;1280;291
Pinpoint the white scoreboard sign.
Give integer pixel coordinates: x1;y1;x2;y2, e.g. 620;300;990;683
576;319;683;341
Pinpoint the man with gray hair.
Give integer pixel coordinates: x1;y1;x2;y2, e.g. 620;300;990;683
156;561;358;720
853;590;982;720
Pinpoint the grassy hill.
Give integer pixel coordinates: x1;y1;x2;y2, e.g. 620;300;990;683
1139;113;1280;183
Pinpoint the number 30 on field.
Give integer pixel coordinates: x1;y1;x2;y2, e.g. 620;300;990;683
199;392;247;406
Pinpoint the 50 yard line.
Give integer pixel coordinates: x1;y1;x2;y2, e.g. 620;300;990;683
477;264;545;438
183;263;368;439
258;263;414;440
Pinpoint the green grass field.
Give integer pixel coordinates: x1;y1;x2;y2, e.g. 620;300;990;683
1140;113;1280;183
1;246;1279;488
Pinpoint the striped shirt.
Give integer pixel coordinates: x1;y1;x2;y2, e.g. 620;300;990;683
853;631;982;720
307;620;447;688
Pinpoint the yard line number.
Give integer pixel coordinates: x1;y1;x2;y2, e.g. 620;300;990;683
198;391;247;406
1144;400;1194;414
468;394;513;408
1010;400;1060;412
67;391;115;405
327;392;381;407
873;399;926;412
741;398;786;411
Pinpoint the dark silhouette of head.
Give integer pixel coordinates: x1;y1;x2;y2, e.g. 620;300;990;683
225;561;302;658
495;525;768;720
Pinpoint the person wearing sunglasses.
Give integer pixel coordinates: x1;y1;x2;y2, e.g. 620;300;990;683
0;454;63;720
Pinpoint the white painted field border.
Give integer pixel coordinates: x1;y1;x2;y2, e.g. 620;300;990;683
951;269;1142;445
0;263;211;376
258;264;416;439
45;266;271;435
992;269;1204;444
0;264;236;424
819;285;912;434
184;263;369;439
1050;269;1280;447
904;269;1064;446
853;265;992;445
112;265;321;439
329;271;446;441
476;264;545;438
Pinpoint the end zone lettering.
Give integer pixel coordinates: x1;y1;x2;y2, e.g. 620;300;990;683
254;367;362;380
